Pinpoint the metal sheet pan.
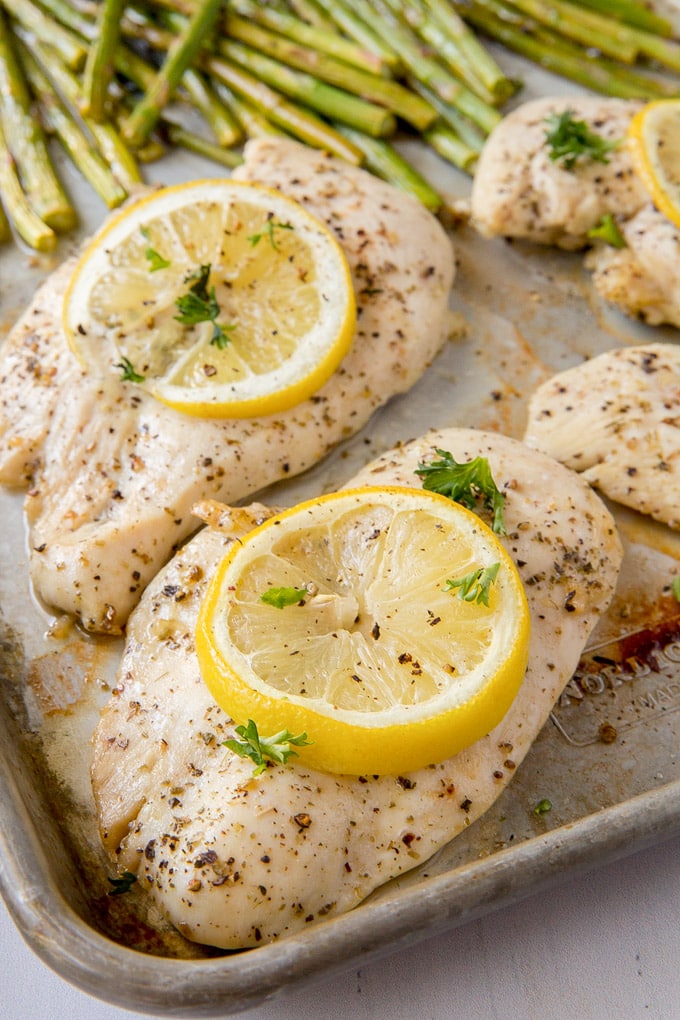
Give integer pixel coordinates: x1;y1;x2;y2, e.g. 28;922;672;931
1;56;679;1017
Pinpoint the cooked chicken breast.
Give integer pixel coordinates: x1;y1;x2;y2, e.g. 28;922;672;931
0;138;454;633
91;427;622;950
585;203;680;328
471;96;646;250
524;343;680;528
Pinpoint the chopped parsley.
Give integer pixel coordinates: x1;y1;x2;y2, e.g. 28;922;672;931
248;218;294;250
224;719;311;776
672;576;680;602
544;110;618;171
174;263;235;348
587;213;626;249
140;226;170;271
443;563;500;606
260;585;309;608
107;870;137;895
533;798;553;816
116;356;145;383
415;450;506;535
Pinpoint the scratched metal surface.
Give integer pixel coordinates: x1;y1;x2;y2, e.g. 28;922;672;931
0;55;679;1017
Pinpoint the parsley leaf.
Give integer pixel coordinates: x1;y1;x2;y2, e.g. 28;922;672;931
443;563;500;606
260;585;309;608
107;871;137;895
587;213;626;249
415;450;506;535
116;356;145;383
533;798;553;816
224;719;311;776
140;226;170;271
174;264;235;348
248;219;293;250
544;110;618;171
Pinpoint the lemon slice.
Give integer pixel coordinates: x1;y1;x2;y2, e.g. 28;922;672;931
63;179;356;418
627;100;680;229
196;486;531;776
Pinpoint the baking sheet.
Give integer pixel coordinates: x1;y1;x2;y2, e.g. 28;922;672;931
1;53;680;1017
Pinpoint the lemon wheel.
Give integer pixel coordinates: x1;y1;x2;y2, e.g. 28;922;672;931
196;486;531;776
628;100;680;229
63;179;356;418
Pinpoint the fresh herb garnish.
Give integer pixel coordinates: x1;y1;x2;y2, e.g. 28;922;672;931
260;585;309;608
544;110;618;171
672;576;680;602
224;719;311;776
107;870;137;895
248;218;293;250
443;562;500;606
533;798;553;816
587;213;626;249
116;356;145;383
140;226;171;271
174;263;235;348
415;450;506;535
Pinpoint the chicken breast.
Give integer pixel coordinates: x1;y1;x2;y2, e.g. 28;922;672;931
0;138;454;633
524;343;680;528
585;203;680;328
91;427;622;950
470;96;647;250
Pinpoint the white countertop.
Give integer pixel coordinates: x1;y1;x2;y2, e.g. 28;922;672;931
2;834;679;1020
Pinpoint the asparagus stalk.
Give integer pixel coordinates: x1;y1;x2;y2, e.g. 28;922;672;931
229;0;393;77
202;52;365;162
418;0;515;101
0;16;76;232
162;122;243;167
80;0;125;120
335;123;444;210
0;0;89;69
122;0;224;148
409;78;485;153
0;116;56;250
423;120;479;173
213;81;289;138
223;12;436;130
569;0;673;35
323;0;403;73
19;41;128;208
344;0;501;134
215;37;397;137
0;203;11;244
456;0;678;99
14;30;142;190
287;0;337;33
181;68;243;146
499;0;641;63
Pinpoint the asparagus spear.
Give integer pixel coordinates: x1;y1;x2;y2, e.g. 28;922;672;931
498;0;641;63
287;0;336;33
423;120;480;173
19;41;128;208
122;0;224;148
181;68;242;146
223;12;436;130
0;116;56;251
202;52;365;162
14;29;142;190
0;0;89;69
0;203;11;244
80;0;125;120
335;122;444;210
343;0;501;134
0;15;76;232
213;81;288;138
215;37;397;137
409;78;486;153
569;0;672;35
323;0;403;73
229;0;393;77
162;122;243;167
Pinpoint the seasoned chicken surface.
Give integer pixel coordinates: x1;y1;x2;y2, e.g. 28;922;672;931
471;96;646;250
585;204;680;328
0;138;454;633
524;343;680;528
91;428;622;950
